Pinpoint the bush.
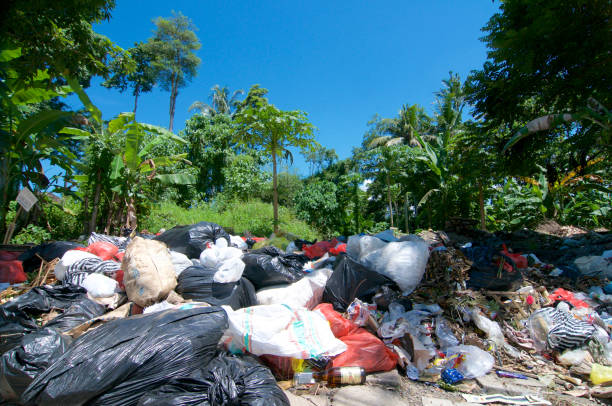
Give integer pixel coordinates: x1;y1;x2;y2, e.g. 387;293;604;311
294;180;339;236
140;199;321;240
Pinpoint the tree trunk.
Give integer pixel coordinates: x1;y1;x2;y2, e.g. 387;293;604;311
104;193;118;234
354;183;360;233
404;192;409;233
125;197;137;233
386;172;394;227
169;73;179;132
478;182;486;231
82;194;89;235
272;147;279;234
89;169;102;234
133;86;140;115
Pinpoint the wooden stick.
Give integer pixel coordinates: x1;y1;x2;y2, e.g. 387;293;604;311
3;206;22;244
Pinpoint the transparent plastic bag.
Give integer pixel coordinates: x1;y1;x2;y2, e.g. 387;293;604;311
445;345;494;379
371;239;430;294
435;316;459;349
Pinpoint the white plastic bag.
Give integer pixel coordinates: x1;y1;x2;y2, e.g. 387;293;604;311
255;268;332;309
213;256;245;283
445;345;494;379
346;235;387;261
470;308;505;347
169;250;192;276
54;250;99;281
371;238;430;294
199;245;243;269
222;304;347;359
230;235;247;250
81;273;118;298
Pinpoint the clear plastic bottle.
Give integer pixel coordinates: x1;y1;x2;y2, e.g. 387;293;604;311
293;367;366;387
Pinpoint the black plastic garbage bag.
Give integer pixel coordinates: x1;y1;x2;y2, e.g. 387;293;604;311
461;246;523;291
241;247;307;289
154;222;230;258
45;298;106;332
18;242;84;273
22;307;228;406
0;327;72;401
176;265;257;310
323;253;398;312
0;308;38;354
137;353;289;406
2;285;88;315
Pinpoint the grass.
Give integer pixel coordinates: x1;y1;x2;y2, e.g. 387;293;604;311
141;199;321;240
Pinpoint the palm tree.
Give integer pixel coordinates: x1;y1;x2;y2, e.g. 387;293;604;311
189;85;244;116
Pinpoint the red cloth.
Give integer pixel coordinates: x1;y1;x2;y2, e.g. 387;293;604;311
303;239;339;259
550;288;590;308
0;251;21;261
314;303;397;373
0;260;27;283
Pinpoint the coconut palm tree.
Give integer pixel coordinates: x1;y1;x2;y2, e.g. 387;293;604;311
189;85;244;116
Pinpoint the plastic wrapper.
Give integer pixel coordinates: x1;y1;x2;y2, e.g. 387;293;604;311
444;345;494;379
435;316;459;349
154;222;230;258
22;307;228;406
19;242;84;273
223;304;347;359
241;247;307;289
176;265;257;310
526;306;595;351
346;299;374;326
256;268;332;310
322;253;397;312
137;353;289;406
469;309;505;348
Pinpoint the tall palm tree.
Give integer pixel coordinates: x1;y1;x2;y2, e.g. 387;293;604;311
188;85;244;116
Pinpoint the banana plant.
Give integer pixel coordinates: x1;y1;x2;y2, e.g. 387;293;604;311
62;111;195;231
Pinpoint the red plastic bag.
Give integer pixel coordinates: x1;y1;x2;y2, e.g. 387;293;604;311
114;252;125;262
329;243;347;256
303;239;339;259
331;328;398;373
0;260;27;283
86;241;119;261
500;244;528;269
550;287;590;308
314;303;358;337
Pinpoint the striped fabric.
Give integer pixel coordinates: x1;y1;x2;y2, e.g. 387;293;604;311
64;257;121;286
536;307;595;351
88;232;129;251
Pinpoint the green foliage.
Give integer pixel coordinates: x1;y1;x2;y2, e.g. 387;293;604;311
259;172;303;208
145;11;201;131
189;85;244;116
0;0;119;82
486;179;545;231
102;42;158;114
140;200;320;240
11;224;51;245
234;85;317;232
295;180;340;236
222;154;270;201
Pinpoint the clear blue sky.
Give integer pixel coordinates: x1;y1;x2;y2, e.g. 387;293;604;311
78;0;499;174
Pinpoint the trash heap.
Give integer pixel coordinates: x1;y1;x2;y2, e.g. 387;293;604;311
1;222;612;405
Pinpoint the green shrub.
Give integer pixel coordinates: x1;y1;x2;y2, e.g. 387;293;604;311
141;199;321;240
11;224;51;245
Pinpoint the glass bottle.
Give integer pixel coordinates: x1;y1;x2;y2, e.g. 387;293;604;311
315;367;366;386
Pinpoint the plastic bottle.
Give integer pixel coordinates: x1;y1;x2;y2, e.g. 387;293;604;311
293;367;366;387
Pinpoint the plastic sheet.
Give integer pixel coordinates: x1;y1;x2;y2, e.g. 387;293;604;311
19;242;84;273
176;265;257;310
241;247;307;289
154;222;230;258
369;239;430;294
22;307;228;406
2;285;88;315
137;353;289;406
322;253;397;312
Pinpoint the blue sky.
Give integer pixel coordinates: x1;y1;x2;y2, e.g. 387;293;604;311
76;0;499;175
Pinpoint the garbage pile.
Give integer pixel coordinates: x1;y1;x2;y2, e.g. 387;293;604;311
1;221;612;405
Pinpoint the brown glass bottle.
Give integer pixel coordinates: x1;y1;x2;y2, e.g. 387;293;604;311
313;367;366;387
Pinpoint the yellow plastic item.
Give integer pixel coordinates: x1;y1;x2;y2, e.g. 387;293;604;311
291;358;304;374
590;363;612;385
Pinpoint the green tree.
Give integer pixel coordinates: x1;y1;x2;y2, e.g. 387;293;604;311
0;0;119;82
305;145;338;175
189;85;244;116
295;180;339;236
103;42;158;115
222;154;270;201
234;85;317;232
146;12;201;131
